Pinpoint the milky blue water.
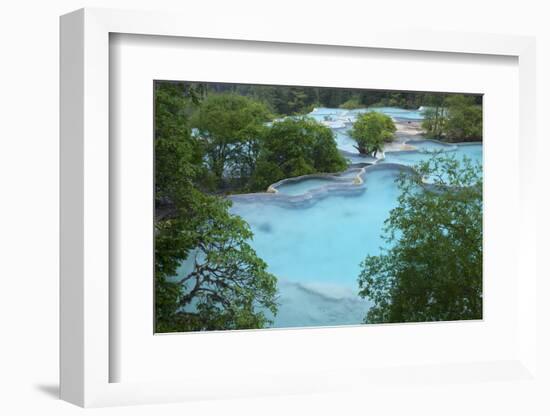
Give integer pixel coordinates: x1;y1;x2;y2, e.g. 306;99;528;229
382;144;482;168
336;168;364;178
333;128;358;153
169;107;481;328
226;107;482;328
230;168;401;327
350;106;426;121
313;107;425;153
309;106;425;124
275;178;339;196
406;139;456;152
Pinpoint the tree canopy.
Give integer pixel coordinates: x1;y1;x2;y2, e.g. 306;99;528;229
339;97;362;109
180;82;482;116
156;195;277;332
155;83;278;332
420;94;447;140
444;95;482;141
349;112;396;156
251;117;347;191
358;155;482;324
191;93;272;187
422;94;482;142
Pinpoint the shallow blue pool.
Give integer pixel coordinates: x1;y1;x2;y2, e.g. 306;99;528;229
227;108;482;329
308;106;425;124
178;107;482;329
333;128;358;153
382;144;482;167
275;178;338;196
230;150;481;328
349;106;425;121
230;167;403;327
312;107;427;155
406;139;456;152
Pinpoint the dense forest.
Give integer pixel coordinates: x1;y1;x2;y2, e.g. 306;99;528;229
155;83;279;332
169;81;482;117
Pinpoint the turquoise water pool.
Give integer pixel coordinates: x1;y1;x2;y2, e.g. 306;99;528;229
176;107;482;328
227;107;482;328
230;167;401;327
382;143;482;167
231;152;481;328
312;107;425;153
308;106;425;123
274;178;341;196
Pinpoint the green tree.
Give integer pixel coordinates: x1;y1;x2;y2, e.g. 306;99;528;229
155;83;278;332
156;196;277;332
287;87;311;114
444;95;482;141
350;112;396;156
155;83;204;217
358;155;482;324
339;96;362;109
251;117;347;191
420;94;447;139
191;94;272;187
422;94;482;142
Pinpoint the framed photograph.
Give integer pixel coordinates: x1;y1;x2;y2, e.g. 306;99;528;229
60;8;538;407
151;79;483;333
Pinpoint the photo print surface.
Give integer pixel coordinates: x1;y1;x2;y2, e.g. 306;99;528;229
154;81;483;333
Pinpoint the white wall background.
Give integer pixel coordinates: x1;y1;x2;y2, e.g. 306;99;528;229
0;0;548;414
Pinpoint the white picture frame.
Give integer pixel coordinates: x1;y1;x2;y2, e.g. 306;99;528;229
60;7;538;407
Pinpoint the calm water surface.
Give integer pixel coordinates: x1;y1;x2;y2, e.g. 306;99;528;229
184;107;482;328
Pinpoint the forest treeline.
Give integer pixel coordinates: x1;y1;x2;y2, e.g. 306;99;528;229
176;81;482;117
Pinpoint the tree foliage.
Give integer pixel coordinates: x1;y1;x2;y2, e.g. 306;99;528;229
154;83;278;333
191;94;272;187
155;83;203;204
339;97;362;109
251;117;347;191
444;95;482;141
358;155;482;324
422;94;482;142
156;196;277;332
420;94;447;139
184;82;481;116
349;112;396;156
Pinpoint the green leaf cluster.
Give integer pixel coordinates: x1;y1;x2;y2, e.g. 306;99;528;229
156;195;277;332
444;95;482;141
250;117;348;191
422;95;482;142
349;112;396;156
191;94;272;188
358;155;483;323
339;97;362;109
154;83;278;333
190;94;347;193
194;83;466;114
